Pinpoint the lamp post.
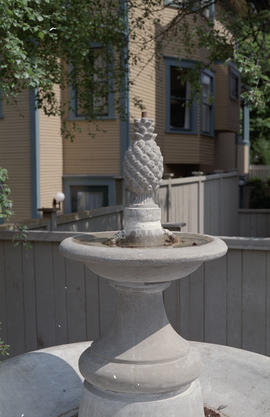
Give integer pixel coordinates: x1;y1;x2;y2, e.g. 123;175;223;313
38;192;65;231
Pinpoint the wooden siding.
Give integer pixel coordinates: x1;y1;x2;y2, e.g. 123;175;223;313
214;64;240;133
128;5;156;121
0;91;32;221
215;132;237;171
63;119;121;175
39;85;63;208
0;233;269;358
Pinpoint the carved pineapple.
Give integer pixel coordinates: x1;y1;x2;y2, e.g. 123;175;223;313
124;118;163;200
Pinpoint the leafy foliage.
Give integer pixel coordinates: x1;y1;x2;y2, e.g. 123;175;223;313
246;176;270;208
0;323;9;357
0;0;269;117
0;167;13;220
0;1;270;155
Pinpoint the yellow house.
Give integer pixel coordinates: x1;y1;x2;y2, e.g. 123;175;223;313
0;0;249;221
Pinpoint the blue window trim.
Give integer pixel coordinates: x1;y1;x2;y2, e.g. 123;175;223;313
229;64;241;101
209;1;215;21
165;57;197;135
68;45;115;121
29;88;41;218
200;68;215;137
63;175;116;213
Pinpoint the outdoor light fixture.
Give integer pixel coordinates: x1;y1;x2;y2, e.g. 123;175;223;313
53;191;65;209
38;191;65;231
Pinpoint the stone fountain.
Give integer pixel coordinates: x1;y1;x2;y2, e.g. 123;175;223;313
1;117;270;417
60;116;227;417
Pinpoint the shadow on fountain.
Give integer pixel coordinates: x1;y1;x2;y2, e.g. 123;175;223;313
0;346;86;417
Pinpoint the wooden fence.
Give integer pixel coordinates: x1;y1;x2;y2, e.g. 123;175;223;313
0;231;269;358
158;172;239;236
239;209;270;237
249;165;270;181
0;206;123;233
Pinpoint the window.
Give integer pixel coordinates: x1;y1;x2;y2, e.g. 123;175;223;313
201;70;214;136
200;0;215;20
238;103;249;145
71;185;108;212
63;176;115;213
164;0;214;20
165;58;197;134
69;46;114;120
229;66;240;101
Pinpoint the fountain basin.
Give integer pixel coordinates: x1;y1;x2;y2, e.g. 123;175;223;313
60;232;227;283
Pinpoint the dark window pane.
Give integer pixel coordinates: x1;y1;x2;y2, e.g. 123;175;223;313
71;185;108;212
201;73;212;133
76;48;109;117
202;103;210;132
170;66;191;130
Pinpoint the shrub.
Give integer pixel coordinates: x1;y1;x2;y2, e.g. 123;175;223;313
0;324;9;357
246;177;270;208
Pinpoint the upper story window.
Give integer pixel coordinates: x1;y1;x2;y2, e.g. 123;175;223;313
164;0;215;21
69;46;115;120
200;0;215;20
229;65;240;101
165;58;197;134
201;70;214;136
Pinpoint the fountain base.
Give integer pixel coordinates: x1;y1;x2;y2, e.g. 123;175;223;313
1;341;270;417
79;379;204;417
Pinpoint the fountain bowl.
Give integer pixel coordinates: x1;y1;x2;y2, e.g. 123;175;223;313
60;232;227;283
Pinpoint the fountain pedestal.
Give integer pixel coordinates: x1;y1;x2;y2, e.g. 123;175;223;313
78;281;203;417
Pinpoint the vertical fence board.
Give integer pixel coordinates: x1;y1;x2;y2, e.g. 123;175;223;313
22;244;37;352
189;265;204;342
52;244;68;345
65;258;87;342
99;277;116;336
227;250;242;348
242;250;266;354
267;252;270;356
204;256;227;344
85;267;100;341
35;242;56;349
0;242;7;346
4;242;25;356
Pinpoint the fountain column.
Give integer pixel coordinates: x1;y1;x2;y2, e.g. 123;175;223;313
78;281;204;417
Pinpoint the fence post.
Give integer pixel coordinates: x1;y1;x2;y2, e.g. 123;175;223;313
198;178;204;234
219;175;224;235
